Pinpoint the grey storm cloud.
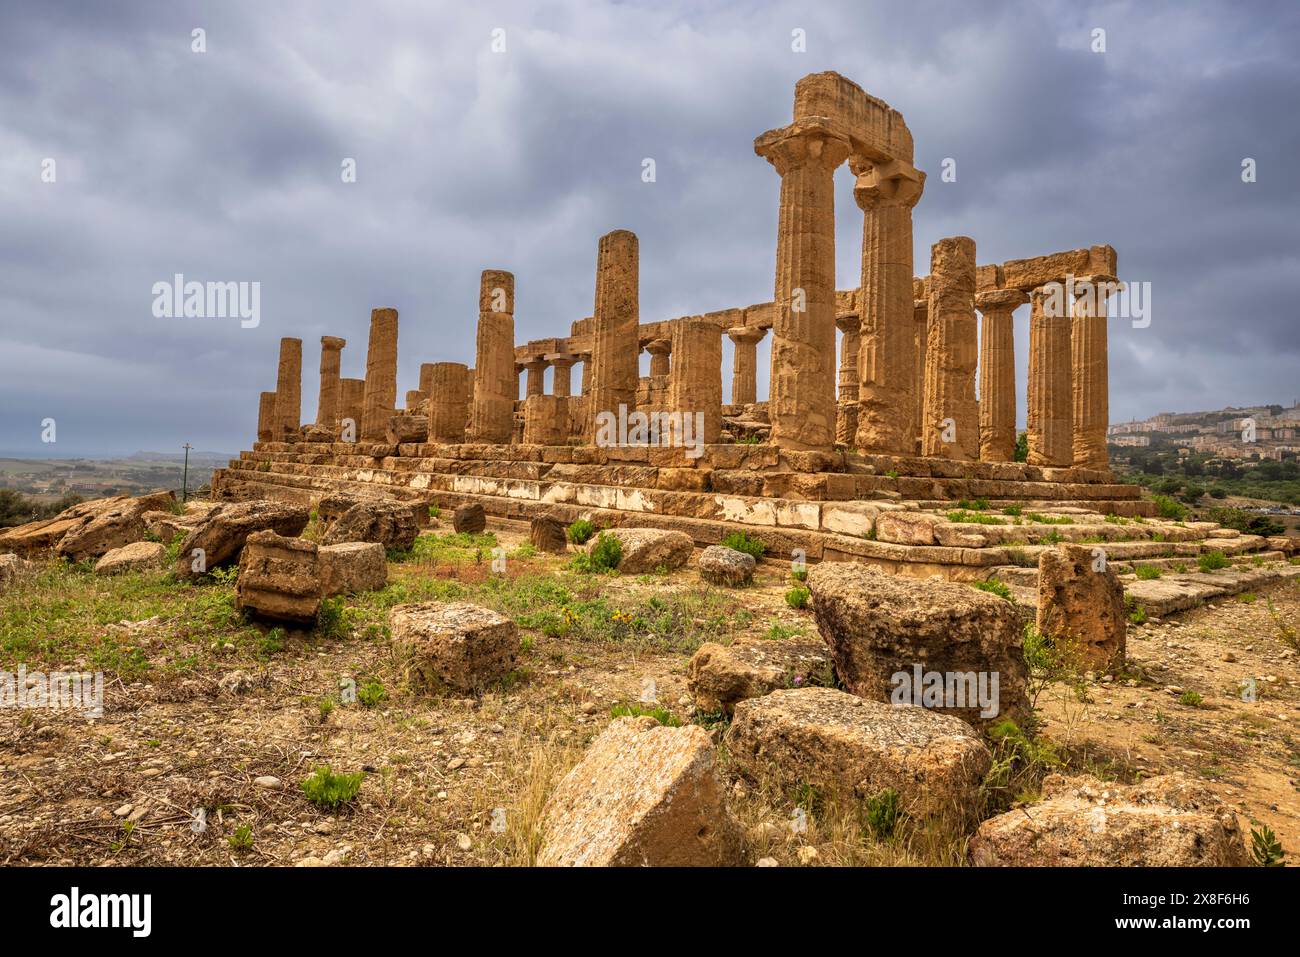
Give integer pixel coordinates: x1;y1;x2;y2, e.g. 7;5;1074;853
1;0;1297;456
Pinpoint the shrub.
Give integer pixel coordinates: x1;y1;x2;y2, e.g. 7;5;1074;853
1013;432;1028;463
790;566;808;583
1134;564;1161;581
1251;825;1286;867
572;532;622;573
610;702;681;726
1002;504;1023;517
785;586;810;609
863;788;901;839
357;680;386;709
227;824;253;852
1197;550;1229;572
1152;494;1187;520
301;766;364;810
1178;690;1203;707
567;519;597;545
316;597;347;638
971;577;1015;603
720;530;766;561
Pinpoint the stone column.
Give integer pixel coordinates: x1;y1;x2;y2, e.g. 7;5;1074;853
755;124;851;451
975;289;1026;462
315;336;346;429
471;270;516;443
912;291;928;449
646;338;672;378
726;326;763;406
339;378;365;437
257;391;276;443
426;362;471;444
921;237;979;460
587;230;640;437
524;358;547;397
523;395;569;446
360;309;398;441
836;314;861;401
580;356;592;396
1026;286;1073;466
1071;275;1117;470
852;161;924;455
273;337;302;440
548;355;577;398
405;390;426;411
667;319;723;445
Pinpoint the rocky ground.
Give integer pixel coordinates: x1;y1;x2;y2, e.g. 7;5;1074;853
1;512;1297;867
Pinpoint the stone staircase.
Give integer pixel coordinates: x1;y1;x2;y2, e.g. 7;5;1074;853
210;439;1294;582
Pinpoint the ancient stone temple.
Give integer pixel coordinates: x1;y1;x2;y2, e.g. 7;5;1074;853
215;72;1143;581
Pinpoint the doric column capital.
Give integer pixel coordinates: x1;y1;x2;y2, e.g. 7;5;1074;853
852;158;925;212
545;352;578;367
320;335;346;350
645;337;672;357
725;325;765;346
835;313;861;336
754;119;852;177
974;288;1029;314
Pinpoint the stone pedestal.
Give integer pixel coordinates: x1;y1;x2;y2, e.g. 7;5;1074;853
273;337;302;440
1071;275;1116;470
471;270;516;444
315;336;346;429
1027;287;1073;466
853;161;924;455
360;309;398;441
755;124;850;451
975;289;1026;462
726;326;763;406
921;237;979;460
587;230;640;437
667;319;723;445
427;362;471;443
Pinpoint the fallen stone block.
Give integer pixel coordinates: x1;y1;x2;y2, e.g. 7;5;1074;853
538;716;744;866
698;545;756;587
601;527;693;574
687;639;834;715
970;773;1250;866
452;503;486;534
389;602;518;693
174;500;310;579
94;541;166;576
0;496;129;558
56;490;177;563
321;501;418;552
1038;543;1126;672
809;562;1029;733
528;514;568;553
318;541;387;597
234;530;321;623
724;687;991;819
142;502;217;544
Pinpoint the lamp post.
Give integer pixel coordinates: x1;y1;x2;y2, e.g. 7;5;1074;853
181;443;192;503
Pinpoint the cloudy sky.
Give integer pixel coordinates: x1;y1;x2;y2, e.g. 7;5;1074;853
2;0;1297;457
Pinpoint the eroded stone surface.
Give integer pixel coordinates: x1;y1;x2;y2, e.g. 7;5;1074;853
318;541;387;597
174;501;311;580
389;602;518;693
808;561;1029;732
687;639;833;715
234;530;321;623
602;527;693;574
698;545;756;587
94;541;166;576
321;502;418;553
1037;543;1126;672
970;773;1250;867
725;687;991;818
538;716;744;867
